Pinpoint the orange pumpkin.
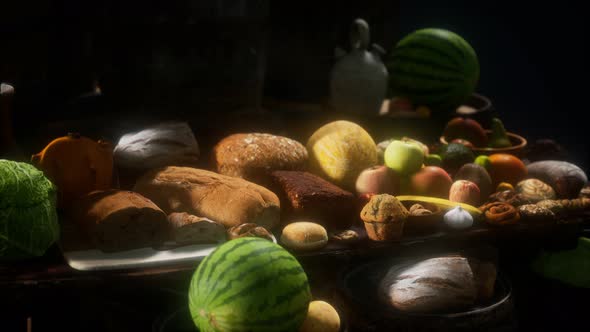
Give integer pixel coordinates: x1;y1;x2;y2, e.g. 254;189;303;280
31;133;114;208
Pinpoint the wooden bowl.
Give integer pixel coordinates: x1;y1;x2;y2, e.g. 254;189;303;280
401;200;443;235
440;130;527;157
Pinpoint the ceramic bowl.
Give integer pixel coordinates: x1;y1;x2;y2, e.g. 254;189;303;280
454;93;495;129
338;257;516;331
440;130;527;157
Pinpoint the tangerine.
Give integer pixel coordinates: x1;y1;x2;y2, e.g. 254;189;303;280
488;153;527;187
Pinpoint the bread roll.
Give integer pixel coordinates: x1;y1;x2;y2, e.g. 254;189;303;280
167;212;226;245
70;190;170;252
280;222;328;251
133;166;280;230
213;133;308;186
379;256;477;313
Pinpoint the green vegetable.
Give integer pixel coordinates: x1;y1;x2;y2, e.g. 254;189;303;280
0;160;59;259
531;237;590;288
189;237;311;332
489;118;512;148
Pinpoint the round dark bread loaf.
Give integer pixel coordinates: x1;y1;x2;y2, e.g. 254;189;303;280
213;133;308;186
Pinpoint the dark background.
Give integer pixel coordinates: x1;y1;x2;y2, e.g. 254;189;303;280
1;0;588;169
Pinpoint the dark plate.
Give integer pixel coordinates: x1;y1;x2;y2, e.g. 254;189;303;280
338;256;517;332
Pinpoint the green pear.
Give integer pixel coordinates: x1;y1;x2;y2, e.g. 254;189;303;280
489;118;512;148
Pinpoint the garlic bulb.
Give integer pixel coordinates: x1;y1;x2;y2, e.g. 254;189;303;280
444;206;473;230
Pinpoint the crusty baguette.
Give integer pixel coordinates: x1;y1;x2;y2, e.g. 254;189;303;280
70;190;170;252
213;133;308;186
133;166;280;230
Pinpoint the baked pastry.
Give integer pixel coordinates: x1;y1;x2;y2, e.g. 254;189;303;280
213;133;308;186
133;166;280;230
360;194;409;241
167;212;226;245
280;222;328;251
70;190;170;252
269;171;356;229
227;223;273;241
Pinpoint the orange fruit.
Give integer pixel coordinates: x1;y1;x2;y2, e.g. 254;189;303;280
488;154;527;187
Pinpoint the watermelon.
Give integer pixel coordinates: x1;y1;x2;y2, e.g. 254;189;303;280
386;28;479;112
188;237;311;332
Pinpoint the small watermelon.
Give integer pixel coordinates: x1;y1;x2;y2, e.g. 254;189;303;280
387;28;479;112
189;237;312;332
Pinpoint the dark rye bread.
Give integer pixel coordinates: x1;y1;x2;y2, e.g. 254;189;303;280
270;170;356;229
70;190;170;252
213;133;308;186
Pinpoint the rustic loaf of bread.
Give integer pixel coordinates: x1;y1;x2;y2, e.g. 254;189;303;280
114;122;200;170
133;166;280;229
167;212;226;245
379;256;478;313
269;170;356;230
213;133;308;185
70;190;170;252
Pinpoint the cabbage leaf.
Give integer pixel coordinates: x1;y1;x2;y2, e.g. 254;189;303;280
0;159;59;259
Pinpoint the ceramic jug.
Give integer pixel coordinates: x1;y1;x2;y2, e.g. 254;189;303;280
330;18;388;116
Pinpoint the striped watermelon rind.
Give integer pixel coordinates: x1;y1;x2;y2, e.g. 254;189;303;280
189;237;311;332
387;28;480;111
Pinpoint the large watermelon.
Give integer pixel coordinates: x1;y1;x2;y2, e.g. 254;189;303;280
386;28;479;112
189;237;311;332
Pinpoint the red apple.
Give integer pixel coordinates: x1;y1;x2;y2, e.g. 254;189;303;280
443;117;488;147
409;166;453;198
450;138;475;149
355;165;401;196
449;180;481;206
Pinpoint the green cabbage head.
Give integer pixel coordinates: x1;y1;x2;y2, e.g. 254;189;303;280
0;159;59;259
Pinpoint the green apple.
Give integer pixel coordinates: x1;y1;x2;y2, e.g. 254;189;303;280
474;155;491;170
384;140;425;175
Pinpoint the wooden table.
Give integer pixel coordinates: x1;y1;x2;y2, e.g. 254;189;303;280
1;214;588;331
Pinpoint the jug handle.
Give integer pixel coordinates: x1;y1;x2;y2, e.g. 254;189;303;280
350;18;370;50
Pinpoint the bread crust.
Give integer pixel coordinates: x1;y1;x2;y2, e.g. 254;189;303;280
133;166;280;230
70;190;169;252
213;133;308;185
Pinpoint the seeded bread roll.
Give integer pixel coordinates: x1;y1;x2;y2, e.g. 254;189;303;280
167;212;226;245
70;190;170;252
213;133;308;186
133;166;280;230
